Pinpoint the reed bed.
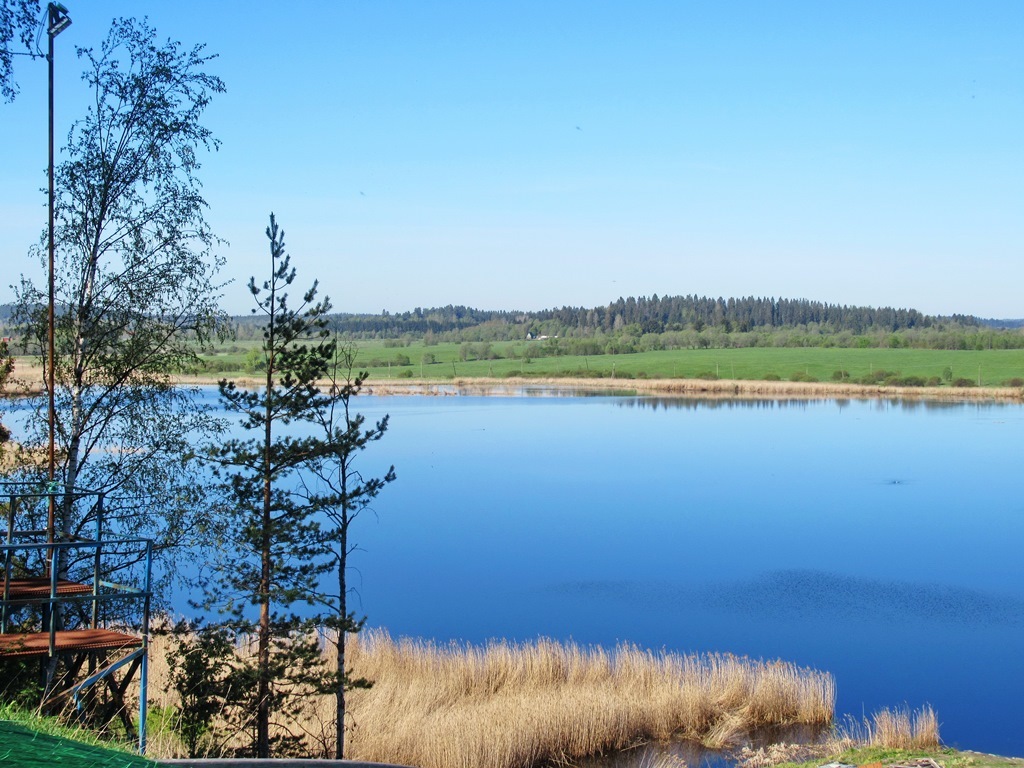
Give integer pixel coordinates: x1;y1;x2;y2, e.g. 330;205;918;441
343;629;835;768
391;376;1023;402
854;705;941;750
737;705;942;768
141;628;834;765
144;632;940;766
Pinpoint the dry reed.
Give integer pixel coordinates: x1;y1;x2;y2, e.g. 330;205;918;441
851;705;941;750
142;628;834;766
342;629;835;768
736;705;942;768
141;634;941;767
398;377;1023;402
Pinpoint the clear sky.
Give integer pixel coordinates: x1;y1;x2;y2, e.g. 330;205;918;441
2;1;1022;317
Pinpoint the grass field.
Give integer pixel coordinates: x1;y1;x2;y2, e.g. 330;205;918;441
193;341;1024;388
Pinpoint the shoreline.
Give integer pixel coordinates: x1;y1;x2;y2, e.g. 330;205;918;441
359;376;1024;402
7;359;1024;402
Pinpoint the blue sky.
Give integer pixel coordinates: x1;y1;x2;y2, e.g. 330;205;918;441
2;1;1022;317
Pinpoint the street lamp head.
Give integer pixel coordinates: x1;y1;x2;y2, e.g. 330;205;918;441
48;3;71;38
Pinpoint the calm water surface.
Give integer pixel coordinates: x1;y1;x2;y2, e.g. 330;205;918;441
12;390;1023;755
334;393;1024;757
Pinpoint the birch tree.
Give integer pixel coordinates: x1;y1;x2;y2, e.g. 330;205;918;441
0;0;40;102
13;17;226;563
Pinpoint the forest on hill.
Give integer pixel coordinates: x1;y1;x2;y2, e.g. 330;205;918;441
3;295;1022;353
219;294;1023;353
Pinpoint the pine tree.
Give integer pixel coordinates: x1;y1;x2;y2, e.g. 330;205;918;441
301;341;395;757
205;214;335;757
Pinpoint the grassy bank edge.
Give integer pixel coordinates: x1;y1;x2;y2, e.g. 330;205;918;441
0;702;154;766
2;697;1023;767
766;747;1024;768
2;712;1022;768
359;376;1024;401
6;351;1024;403
27;370;1023;403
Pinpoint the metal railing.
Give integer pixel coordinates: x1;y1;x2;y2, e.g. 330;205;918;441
0;484;153;754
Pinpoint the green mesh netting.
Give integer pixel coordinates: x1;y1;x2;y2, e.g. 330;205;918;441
0;720;155;768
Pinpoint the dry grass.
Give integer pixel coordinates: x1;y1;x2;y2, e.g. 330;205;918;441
850;705;942;750
143;628;834;766
137;634;940;768
737;742;834;768
375;377;1024;402
735;706;942;768
342;629;834;768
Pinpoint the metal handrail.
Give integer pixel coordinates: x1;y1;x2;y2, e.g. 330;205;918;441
0;537;153;643
0;486;152;753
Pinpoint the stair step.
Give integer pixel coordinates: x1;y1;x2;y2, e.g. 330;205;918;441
0;629;141;656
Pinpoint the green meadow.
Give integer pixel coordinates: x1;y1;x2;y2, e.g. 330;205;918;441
197;341;1024;388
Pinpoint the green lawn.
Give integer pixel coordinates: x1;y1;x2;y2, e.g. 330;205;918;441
775;747;1024;768
0;719;153;768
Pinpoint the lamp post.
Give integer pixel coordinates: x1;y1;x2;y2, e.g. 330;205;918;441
46;2;70;545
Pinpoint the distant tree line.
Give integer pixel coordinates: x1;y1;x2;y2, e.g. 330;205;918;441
5;295;1022;354
221;295;959;336
218;294;1024;350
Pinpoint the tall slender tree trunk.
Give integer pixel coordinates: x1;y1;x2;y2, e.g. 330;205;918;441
257;410;273;755
257;265;277;759
257;473;271;757
57;388;83;578
59;245;99;565
335;515;347;758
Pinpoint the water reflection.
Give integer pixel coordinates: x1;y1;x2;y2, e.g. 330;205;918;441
576;724;829;768
5;389;1024;755
705;570;1024;627
617;397;814;411
616;396;1020;413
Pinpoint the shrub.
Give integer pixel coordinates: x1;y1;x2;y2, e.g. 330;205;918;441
162;621;243;758
952;378;975;387
763;372;781;381
789;371;817;383
1004;378;1024;387
831;370;849;381
858;369;898;385
695;371;719;380
397;369;414;378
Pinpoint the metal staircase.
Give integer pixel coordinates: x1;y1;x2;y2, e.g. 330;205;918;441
0;484;152;753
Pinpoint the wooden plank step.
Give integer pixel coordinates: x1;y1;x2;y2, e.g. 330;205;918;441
3;577;93;600
0;629;141;657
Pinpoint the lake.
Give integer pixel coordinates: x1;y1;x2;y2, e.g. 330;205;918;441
322;391;1024;757
9;388;1024;755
